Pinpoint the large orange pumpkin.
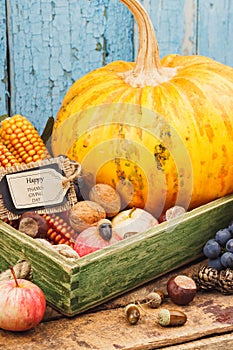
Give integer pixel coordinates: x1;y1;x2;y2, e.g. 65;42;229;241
52;0;233;218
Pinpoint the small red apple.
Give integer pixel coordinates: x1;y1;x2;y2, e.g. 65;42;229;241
0;267;46;331
74;219;122;257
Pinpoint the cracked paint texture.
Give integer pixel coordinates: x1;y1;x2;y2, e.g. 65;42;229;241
5;0;133;133
0;0;233;132
0;3;7;116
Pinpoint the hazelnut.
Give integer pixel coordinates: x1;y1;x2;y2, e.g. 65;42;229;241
20;211;48;238
158;309;187;327
89;183;121;217
69;200;106;232
167;275;197;305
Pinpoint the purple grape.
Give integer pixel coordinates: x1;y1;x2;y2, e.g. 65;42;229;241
221;252;233;268
203;239;221;259
226;238;233;253
228;222;233;234
215;228;232;246
207;257;224;271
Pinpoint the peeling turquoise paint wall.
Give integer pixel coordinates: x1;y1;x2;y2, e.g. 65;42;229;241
0;0;233;133
0;3;7;115
138;0;198;56
198;0;233;64
5;0;134;132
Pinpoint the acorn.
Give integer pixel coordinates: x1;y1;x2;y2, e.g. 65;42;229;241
125;303;140;325
158;309;187;327
146;290;164;308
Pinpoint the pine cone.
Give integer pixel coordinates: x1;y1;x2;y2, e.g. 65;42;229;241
217;268;233;294
193;265;233;295
193;265;219;291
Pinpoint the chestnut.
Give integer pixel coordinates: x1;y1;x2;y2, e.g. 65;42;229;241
18;217;39;238
167;275;197;305
20;211;48;238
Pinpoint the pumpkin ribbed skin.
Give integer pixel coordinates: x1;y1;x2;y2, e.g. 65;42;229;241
52;0;233;217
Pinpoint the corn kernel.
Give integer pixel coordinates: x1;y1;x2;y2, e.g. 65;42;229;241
32;155;40;162
19;136;27;144
14;128;23;135
5;127;13;134
22;140;30;148
28;149;36;156
25;156;33;163
0;142;19;167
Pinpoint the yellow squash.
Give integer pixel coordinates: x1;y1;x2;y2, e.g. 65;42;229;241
52;0;233;218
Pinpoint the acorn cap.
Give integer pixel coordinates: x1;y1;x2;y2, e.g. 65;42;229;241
158;309;170;326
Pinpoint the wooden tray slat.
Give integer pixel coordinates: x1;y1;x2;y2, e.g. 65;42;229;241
1;194;233;316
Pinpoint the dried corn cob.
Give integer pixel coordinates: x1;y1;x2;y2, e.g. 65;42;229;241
42;213;78;248
2;218;19;229
0;142;20;168
0;114;50;164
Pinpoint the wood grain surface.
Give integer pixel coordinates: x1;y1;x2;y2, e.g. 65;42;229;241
1;260;233;350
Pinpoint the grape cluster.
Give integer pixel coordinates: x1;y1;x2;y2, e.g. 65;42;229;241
203;221;233;271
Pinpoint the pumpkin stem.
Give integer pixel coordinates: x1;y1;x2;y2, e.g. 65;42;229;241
119;0;177;87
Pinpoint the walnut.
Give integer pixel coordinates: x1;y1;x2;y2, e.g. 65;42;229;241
89;183;121;217
69;200;106;232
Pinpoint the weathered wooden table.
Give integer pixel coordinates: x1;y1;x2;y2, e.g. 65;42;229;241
1;259;233;350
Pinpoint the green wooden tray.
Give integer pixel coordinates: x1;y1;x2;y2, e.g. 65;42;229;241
1;194;233;316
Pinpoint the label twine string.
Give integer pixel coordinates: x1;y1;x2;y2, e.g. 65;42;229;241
62;161;82;189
